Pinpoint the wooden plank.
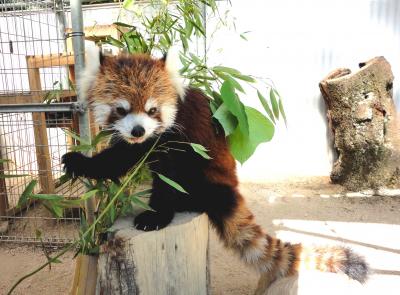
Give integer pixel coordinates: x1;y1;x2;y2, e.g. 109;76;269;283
27;54;75;69
70;255;98;295
26;58;55;194
0;90;76;105
66;24;122;51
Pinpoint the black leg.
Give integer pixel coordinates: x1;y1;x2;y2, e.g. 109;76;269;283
134;174;177;231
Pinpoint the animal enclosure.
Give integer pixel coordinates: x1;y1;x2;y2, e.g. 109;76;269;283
0;0;85;246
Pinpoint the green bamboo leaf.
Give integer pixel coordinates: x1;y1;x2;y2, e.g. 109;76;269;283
131;197;155;211
213;104;238;136
52;258;62;264
62;128;89;145
231;73;256;83
70;144;93;152
157;173;188;194
110;206;116;223
0;159;11;164
31;194;63;201
113;22;135;28
189;19;205;36
214;72;244;93
212;66;241;75
43;202;63;218
220;80;248;135
91;130;113;148
122;0;135;9
270;88;280;119
80;189;99;201
278;97;287;126
131;189;152;198
228;107;274;164
17;179;38;208
190;143;212;160
105;36;125;49
257;90;275;124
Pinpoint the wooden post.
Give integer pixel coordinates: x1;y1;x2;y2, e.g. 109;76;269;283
0;147;9;233
96;213;210;295
0;147;8;217
70;255;98;295
26;56;55;193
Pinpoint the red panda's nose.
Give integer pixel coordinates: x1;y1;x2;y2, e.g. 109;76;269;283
131;126;145;137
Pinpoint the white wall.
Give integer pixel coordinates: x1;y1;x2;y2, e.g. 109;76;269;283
2;1;398;182
207;0;400;181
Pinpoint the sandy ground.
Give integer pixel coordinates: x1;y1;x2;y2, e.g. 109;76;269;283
1;177;399;295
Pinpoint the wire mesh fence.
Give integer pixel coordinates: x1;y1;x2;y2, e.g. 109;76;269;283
0;0;85;246
0;110;85;246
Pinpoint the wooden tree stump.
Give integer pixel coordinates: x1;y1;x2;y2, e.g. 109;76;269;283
96;213;210;295
319;56;400;190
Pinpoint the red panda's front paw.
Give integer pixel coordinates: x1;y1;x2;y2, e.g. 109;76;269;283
134;211;174;231
62;152;87;178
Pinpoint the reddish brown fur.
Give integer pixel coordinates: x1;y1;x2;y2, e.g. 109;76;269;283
88;54;177;125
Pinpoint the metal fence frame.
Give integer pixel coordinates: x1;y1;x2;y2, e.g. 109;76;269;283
0;0;92;246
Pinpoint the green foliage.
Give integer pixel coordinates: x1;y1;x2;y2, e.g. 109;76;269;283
157;173;188;194
190;143;212;160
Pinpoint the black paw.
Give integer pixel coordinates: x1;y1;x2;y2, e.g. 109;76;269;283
62;152;87;178
134;211;174;231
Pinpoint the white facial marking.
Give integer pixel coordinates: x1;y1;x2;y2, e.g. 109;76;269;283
92;102;111;125
114;113;159;143
114;99;130;111
165;47;186;100
160;104;177;130
79;45;101;100
144;98;157;112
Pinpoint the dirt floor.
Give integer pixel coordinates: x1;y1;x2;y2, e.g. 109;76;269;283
1;177;400;295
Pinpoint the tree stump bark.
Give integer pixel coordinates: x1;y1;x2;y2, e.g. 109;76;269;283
96;213;210;295
319;56;400;190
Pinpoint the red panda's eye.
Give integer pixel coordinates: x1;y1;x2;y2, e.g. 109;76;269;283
116;107;127;116
148;107;157;116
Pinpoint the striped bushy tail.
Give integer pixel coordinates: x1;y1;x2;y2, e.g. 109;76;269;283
209;191;369;285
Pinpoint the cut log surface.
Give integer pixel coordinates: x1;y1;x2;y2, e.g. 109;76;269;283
96;213;210;295
319;56;400;190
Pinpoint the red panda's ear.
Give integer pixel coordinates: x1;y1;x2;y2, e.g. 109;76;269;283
161;52;167;63
79;45;101;99
163;48;186;99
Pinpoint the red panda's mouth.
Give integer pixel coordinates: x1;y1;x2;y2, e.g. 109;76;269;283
126;137;146;144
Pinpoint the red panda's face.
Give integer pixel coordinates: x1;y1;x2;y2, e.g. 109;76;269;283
84;51;184;144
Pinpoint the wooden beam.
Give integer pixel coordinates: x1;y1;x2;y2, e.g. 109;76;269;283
0;90;76;105
26;57;55;194
65;24;121;51
27;54;75;69
0;148;9;218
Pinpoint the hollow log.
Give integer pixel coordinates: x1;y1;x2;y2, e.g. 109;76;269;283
96;213;210;295
319;56;400;190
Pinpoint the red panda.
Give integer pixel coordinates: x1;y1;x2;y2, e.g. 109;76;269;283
62;47;369;288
